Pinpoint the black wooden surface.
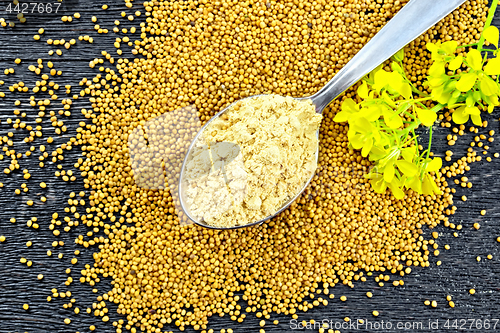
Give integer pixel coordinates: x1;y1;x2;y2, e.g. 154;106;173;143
0;1;500;333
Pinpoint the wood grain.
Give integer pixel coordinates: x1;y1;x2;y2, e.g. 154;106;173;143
0;1;499;332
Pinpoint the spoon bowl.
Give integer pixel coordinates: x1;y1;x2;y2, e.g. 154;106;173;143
179;94;320;230
179;0;467;230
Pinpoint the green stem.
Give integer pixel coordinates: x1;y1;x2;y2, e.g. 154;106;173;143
411;86;429;97
401;135;416;148
426;126;433;161
411;129;419;155
412;97;433;103
479;48;497;53
402;110;417;120
430;103;445;113
478;0;500;50
446;102;465;109
404;117;422;134
458;43;479;49
397;58;429;97
417;126;434;178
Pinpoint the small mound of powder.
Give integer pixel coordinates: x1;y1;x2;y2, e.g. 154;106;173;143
184;94;322;227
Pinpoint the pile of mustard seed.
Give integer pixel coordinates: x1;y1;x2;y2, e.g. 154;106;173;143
73;1;491;332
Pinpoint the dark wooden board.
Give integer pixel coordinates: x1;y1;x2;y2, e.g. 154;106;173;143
0;1;500;332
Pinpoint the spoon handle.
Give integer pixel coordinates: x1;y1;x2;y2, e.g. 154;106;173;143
310;0;467;113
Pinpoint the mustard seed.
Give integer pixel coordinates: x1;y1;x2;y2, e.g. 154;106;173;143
1;1;484;331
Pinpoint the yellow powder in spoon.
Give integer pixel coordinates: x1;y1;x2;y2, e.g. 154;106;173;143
184;94;322;228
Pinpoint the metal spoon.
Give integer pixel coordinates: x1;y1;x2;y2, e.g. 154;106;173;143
179;0;466;230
